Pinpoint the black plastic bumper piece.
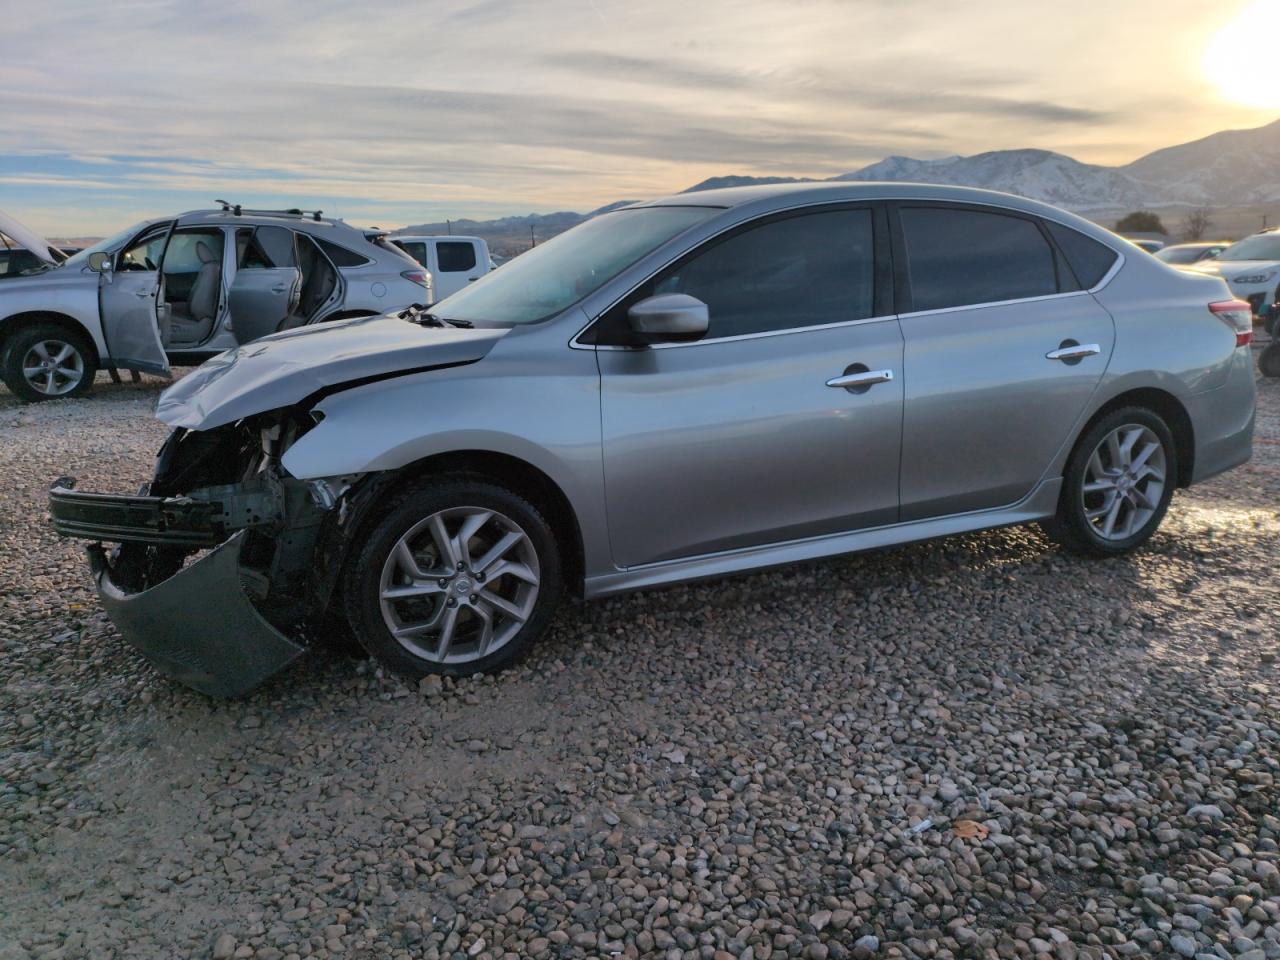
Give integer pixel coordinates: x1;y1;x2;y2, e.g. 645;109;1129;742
87;532;306;698
50;477;225;547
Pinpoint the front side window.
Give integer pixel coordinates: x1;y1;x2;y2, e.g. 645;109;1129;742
436;241;477;273
118;229;168;272
901;206;1058;312
652;209;876;338
431;206;716;326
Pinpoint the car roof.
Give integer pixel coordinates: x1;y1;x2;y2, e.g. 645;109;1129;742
394;234;485;243
635;180;1123;248
172;210;382;236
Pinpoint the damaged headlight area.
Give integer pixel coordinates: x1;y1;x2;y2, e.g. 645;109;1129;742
48;410;372;697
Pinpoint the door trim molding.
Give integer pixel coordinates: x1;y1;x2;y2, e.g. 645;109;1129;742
582;477;1062;599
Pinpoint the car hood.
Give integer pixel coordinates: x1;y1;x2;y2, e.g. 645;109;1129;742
1190;259;1278;278
156;313;508;430
0;210;60;264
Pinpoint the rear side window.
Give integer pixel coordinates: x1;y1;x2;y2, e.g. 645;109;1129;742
900;206;1058;312
436;241;477;273
652;208;877;339
315;237;371;267
1044;221;1120;288
237;226;296;269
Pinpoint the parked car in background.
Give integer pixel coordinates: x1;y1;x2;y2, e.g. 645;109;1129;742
49;183;1256;697
1188;228;1280;320
0;205;430;401
1123;236;1166;254
1155;241;1230;265
391;235;492;300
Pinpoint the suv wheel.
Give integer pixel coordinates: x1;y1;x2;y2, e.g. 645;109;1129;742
342;477;563;679
2;324;98;401
1041;406;1177;556
1259;342;1280;378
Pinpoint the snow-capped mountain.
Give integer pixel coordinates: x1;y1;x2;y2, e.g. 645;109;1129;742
682;118;1280;211
1123;118;1280;205
835;149;1154;211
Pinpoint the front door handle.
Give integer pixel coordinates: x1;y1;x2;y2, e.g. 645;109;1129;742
135;288;152;298
1046;342;1101;362
826;369;894;390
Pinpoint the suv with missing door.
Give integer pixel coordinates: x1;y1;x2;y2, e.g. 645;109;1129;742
0;204;430;401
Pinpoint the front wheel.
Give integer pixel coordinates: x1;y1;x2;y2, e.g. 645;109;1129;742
1041;407;1177;556
342;477;563;680
1;324;98;402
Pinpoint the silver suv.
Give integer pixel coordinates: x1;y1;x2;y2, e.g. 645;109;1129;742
0;204;431;401
50;183;1256;697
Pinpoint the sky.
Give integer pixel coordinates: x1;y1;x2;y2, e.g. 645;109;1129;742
1;0;1277;236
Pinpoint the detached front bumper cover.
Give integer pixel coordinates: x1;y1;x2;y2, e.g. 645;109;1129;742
50;476;306;698
87;531;305;698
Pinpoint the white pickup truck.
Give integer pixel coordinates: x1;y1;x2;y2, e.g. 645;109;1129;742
391;235;493;302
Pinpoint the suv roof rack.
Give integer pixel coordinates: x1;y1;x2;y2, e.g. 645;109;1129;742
214;200;324;222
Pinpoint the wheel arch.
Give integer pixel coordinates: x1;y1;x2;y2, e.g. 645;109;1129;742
357;449;586;598
1080;387;1195;487
0;310;102;365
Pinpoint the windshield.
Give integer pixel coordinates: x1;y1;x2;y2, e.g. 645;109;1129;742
1216;234;1280;262
61;221;154;269
430;206;717;325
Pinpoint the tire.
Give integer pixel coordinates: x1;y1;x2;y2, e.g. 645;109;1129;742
342;476;563;680
1041;406;1177;557
1259;343;1280;378
1;323;97;402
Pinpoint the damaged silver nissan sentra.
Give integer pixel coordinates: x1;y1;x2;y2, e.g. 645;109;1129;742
50;183;1256;697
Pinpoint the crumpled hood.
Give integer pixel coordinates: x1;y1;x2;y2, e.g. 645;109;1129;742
156;313;508;430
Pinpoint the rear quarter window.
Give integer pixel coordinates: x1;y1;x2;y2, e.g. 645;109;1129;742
315;237;372;267
1044;221;1120;288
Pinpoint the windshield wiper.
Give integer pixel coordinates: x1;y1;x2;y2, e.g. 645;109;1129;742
398;304;473;328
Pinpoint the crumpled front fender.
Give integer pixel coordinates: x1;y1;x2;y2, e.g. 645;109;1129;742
89;531;306;698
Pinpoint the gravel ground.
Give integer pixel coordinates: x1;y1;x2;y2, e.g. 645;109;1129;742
1;366;1278;960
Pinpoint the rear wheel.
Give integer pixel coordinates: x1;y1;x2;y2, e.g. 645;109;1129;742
342;477;562;679
1;324;97;401
1041;407;1177;556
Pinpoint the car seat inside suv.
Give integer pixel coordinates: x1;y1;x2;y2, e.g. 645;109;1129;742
163;237;222;347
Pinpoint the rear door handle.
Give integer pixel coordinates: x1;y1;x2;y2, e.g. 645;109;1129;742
1046;342;1101;361
270;285;288;294
826;369;894;389
135;289;152;298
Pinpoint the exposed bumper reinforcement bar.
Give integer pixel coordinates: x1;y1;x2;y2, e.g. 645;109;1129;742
49;476;281;547
87;532;305;698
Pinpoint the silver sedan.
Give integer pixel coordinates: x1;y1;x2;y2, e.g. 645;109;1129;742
51;183;1257;696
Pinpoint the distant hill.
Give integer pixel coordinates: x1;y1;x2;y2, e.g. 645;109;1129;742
400;118;1280;253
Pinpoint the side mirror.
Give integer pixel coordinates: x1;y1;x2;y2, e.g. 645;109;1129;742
625;294;708;345
88;251;111;273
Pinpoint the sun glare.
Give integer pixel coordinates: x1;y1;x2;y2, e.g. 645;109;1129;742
1204;1;1280;109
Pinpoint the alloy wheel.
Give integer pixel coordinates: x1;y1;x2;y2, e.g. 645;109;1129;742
21;339;85;397
378;506;540;664
1081;423;1167;541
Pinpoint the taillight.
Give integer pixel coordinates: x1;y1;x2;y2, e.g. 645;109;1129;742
1209;299;1254;347
402;270;430;288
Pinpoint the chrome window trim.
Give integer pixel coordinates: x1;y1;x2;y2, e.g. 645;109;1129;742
568;195;1126;351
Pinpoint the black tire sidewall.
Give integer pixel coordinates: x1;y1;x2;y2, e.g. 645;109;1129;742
342;477;563;680
1259;343;1280;378
1058;407;1177;555
2;324;97;402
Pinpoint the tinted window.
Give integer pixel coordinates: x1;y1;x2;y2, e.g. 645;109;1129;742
394;240;428;267
1044;220;1119;288
652;209;876;339
901;207;1058;312
118;229;168;271
237;226;295;269
437;241;477;273
315;236;371;267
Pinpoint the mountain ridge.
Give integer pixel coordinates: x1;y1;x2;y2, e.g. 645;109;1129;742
397;117;1280;253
